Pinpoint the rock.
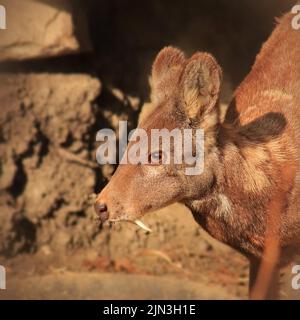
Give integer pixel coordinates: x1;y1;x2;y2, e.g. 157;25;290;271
127;95;140;111
0;0;91;62
0;73;101;149
22;150;96;222
108;88;140;111
101;164;115;180
110;87;126;102
23;74;101;145
0;73;100;253
0;151;17;190
0;205;16;254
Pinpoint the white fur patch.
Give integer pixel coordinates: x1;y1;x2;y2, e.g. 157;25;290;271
214;194;232;220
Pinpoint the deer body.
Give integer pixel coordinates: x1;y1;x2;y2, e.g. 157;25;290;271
95;11;300;298
210;11;300;261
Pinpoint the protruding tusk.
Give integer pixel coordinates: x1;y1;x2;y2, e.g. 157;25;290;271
134;220;152;233
108;218;153;233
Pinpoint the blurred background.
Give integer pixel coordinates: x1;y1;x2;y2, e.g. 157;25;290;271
0;0;295;299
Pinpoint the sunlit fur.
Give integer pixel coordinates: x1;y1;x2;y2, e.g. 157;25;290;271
96;11;300;274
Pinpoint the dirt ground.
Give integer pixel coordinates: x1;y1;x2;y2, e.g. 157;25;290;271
1;204;249;299
1;272;238;300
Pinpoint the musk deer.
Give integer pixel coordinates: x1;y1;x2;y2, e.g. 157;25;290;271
94;10;300;299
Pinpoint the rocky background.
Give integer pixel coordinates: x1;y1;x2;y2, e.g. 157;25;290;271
0;0;295;299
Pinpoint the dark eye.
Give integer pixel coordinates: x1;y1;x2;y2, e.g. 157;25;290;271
148;150;164;164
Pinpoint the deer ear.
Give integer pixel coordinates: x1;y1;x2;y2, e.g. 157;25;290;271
151;46;185;104
182;53;222;120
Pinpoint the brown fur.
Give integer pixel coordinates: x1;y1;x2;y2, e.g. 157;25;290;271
95;10;300;298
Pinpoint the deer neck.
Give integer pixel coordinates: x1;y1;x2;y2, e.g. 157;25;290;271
185;123;274;255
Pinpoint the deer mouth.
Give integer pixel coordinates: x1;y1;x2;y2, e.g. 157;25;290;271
108;218;152;233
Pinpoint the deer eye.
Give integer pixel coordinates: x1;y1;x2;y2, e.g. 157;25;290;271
148;150;164;164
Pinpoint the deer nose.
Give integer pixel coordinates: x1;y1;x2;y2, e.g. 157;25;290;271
94;201;109;222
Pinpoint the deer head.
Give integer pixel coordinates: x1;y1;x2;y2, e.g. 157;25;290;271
94;47;222;230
